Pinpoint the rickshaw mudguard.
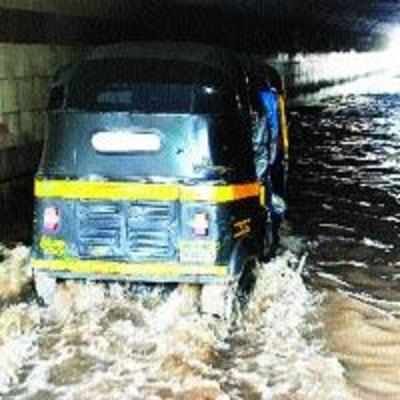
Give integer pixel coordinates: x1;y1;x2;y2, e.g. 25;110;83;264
228;236;259;278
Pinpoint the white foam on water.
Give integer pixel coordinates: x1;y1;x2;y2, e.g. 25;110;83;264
0;242;348;399
223;252;347;400
0;245;32;302
0;304;40;395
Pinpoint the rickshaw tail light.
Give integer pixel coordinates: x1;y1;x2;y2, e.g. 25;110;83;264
43;207;61;233
192;212;209;237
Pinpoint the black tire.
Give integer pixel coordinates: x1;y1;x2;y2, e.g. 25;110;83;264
236;257;259;311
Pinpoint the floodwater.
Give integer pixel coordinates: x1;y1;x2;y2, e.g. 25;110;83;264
2;71;400;399
289;71;400;399
0;243;346;400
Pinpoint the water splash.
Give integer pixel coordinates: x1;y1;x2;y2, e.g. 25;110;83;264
0;242;348;399
0;304;39;395
224;253;347;400
0;245;32;303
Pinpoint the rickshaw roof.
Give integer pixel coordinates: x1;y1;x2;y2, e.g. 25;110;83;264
88;41;243;78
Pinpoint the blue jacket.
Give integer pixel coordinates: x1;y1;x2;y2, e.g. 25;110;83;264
260;87;280;166
252;87;280;182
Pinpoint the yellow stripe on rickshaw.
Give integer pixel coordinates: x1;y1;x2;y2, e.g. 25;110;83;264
180;183;260;202
31;258;228;278
260;185;267;207
35;180;180;201
35;180;261;203
279;95;289;158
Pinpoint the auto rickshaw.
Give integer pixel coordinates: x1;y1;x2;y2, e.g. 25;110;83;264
31;42;288;317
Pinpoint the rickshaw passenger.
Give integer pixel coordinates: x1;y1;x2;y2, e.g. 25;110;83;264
260;85;280;166
257;84;287;255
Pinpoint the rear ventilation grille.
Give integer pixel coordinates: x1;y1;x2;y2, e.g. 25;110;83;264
127;202;177;261
78;202;123;258
77;201;177;261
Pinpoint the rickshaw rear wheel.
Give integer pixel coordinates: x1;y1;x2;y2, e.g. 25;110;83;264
34;271;57;306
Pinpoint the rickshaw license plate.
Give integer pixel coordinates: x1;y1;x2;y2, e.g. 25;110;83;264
179;240;218;264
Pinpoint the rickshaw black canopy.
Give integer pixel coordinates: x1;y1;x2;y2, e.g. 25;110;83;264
42;42;258;183
53;42;247;114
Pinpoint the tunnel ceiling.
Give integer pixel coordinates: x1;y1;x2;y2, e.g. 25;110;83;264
1;0;399;53
109;0;400;53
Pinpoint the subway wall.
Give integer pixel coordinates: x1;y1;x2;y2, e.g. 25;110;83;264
0;1;115;241
0;44;84;154
0;44;86;241
268;50;391;102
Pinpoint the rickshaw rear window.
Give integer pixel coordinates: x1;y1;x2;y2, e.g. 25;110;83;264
66;59;239;113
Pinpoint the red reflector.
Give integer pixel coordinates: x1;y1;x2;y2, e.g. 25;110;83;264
43;207;60;232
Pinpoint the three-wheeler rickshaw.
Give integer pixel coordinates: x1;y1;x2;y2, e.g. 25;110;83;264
31;42;288;317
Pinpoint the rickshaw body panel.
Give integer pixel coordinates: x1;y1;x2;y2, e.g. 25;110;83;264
31;42;285;287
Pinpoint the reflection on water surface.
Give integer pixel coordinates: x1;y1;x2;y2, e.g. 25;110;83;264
290;72;400;399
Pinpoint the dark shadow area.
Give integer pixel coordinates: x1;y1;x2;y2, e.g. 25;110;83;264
0;176;34;245
0;3;389;52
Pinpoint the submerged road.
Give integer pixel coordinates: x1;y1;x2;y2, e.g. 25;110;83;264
289;71;400;399
290;73;400;299
1;71;400;399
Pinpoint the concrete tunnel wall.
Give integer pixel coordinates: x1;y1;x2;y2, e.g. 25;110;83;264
0;44;85;234
0;1;106;239
268;50;390;100
0;2;393;240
